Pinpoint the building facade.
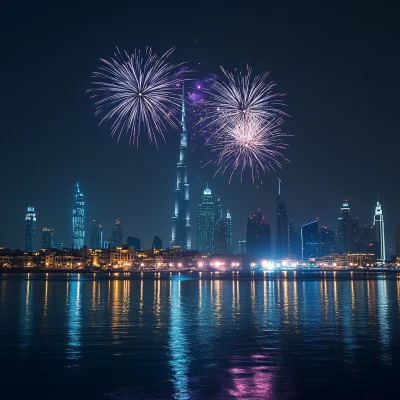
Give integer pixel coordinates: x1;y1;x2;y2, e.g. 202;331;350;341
24;206;37;252
319;226;335;257
152;235;163;250
90;220;103;249
170;88;191;250
110;220;123;248
72;183;85;249
337;201;351;253
276;179;290;259
301;220;319;260
246;210;271;259
127;236;140;251
41;227;55;249
197;186;217;253
373;200;386;261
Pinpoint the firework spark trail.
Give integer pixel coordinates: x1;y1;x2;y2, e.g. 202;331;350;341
209;116;289;183
201;65;289;182
88;48;186;146
201;65;287;139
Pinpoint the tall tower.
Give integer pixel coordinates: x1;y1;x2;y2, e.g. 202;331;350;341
301;221;319;260
373;200;386;261
24;206;37;252
337;201;351;253
246;210;271;259
72;183;85;249
170;86;191;250
197;185;217;253
226;210;233;254
276;178;289;259
41;227;55;249
90;220;103;249
110;220;123;248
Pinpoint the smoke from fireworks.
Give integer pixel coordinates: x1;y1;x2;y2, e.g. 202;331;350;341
88;48;185;146
202;66;289;182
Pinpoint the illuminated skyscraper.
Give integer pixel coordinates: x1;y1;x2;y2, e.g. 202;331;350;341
373;200;386;261
110;220;123;248
238;240;246;255
226;210;233;254
197;185;217;253
319;226;335;257
72;183;85;249
90;220;103;249
246;210;271;259
41;227;55;249
152;235;163;250
24;206;36;252
276;179;290;259
170;87;191;250
301;221;319;260
337;201;351;253
396;224;400;256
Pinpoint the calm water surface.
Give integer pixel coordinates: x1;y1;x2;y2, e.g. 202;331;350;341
1;272;400;399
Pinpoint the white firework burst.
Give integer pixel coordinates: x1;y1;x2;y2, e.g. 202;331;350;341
211;117;289;183
88;47;185;146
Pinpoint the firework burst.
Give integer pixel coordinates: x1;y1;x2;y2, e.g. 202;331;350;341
210;117;289;182
88;48;185;146
201;65;286;138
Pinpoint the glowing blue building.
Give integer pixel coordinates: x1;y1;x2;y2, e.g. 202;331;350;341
373;200;386;261
72;183;85;249
170;87;191;250
24;206;37;252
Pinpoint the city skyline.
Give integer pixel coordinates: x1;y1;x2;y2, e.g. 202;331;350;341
1;3;399;255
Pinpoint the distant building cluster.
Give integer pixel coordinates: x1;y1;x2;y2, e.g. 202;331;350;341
8;93;399;271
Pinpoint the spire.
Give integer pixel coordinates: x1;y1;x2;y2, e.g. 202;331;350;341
76;182;80;193
278;177;281;196
204;182;211;195
181;83;186;132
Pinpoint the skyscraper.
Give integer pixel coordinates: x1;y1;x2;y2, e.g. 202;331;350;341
214;217;228;254
72;183;85;249
90;220;103;249
337;201;351;253
127;236;140;251
41;227;55;249
110;220;123;248
238;240;246;255
359;225;375;253
226;210;233;254
170;87;191;250
246;210;271;259
349;217;360;253
24;206;36;252
276;179;290;259
152;235;163;250
197;185;217;253
301;221;319;260
319;226;335;257
373;200;386;261
396;224;400;256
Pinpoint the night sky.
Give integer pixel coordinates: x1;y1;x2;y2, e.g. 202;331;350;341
1;1;399;254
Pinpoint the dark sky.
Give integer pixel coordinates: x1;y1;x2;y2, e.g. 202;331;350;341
1;1;399;254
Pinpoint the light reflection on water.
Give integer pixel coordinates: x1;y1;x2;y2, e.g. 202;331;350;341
0;273;400;399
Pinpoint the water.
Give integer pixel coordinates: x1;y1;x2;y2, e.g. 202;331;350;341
1;272;400;399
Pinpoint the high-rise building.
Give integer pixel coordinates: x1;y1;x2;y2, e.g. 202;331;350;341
41;227;55;249
301;221;319;260
170;87;191;250
127;236;140;251
246;210;271;259
373;200;386;261
319;226;335;257
110;220;123;248
349;217;360;253
238;240;246;255
337;201;351;253
226;210;233;254
24;206;36;252
90;220;103;249
288;220;302;260
152;235;163;250
72;183;85;249
214;217;228;254
197;185;217;253
359;225;375;253
276;179;290;259
396;224;400;256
